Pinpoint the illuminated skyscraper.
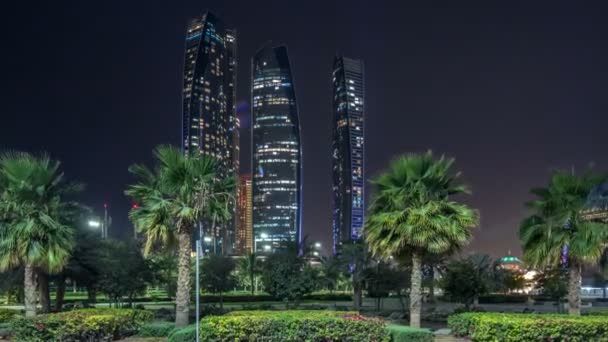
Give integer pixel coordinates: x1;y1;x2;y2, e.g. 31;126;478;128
182;11;238;254
236;174;253;255
251;44;302;253
331;56;365;254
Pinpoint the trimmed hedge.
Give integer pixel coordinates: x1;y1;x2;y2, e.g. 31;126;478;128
448;312;608;341
0;308;20;323
199;310;390;341
11;308;153;341
137;321;175;337
386;324;433;342
168;324;197;342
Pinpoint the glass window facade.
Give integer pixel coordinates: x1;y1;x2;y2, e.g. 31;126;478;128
251;45;302;253
182;12;238;254
331;56;365;254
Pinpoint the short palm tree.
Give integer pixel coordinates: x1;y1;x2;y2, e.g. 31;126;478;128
0;152;79;317
520;170;608;315
338;240;373;310
365;152;478;328
125;145;234;327
238;252;259;296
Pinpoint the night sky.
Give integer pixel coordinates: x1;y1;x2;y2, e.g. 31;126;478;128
1;1;607;258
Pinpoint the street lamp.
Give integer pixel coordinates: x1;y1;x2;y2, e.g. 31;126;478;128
314;242;321;249
88;220;100;228
263;245;271;251
255;233;269;253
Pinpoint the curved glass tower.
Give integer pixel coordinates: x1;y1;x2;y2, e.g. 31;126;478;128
331;56;365;254
251;45;301;253
182;11;237;254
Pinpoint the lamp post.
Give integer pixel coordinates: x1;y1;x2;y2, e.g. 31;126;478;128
195;222;204;342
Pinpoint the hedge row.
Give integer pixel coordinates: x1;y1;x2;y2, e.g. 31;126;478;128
11;308;153;341
386;324;433;342
198;310;390;341
448;312;608;341
137;321;175;337
0;308;20;323
201;293;352;303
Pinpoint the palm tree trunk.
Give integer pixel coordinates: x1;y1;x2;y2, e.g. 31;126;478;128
55;274;66;311
410;253;422;328
175;230;192;327
568;262;582;315
353;282;362;310
37;271;51;313
24;264;37;318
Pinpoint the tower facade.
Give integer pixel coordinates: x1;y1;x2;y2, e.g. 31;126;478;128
331;56;365;253
251;45;302;253
236;174;253;254
182;11;238;254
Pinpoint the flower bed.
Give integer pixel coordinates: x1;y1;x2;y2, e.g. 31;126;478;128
448;312;608;341
11;308;153;341
198;310;390;341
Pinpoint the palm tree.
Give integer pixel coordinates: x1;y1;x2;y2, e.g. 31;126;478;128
0;152;79;317
338;241;372;310
125;145;234;327
364;152;478;328
520;170;608;315
238;252;259;296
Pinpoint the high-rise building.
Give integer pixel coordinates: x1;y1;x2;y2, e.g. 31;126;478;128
181;11;238;254
236;174;253;254
251;44;302;253
331;56;365;254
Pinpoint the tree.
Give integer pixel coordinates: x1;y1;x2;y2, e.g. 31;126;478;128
200;255;236;309
440;254;493;309
319;256;342;294
338;241;372;310
147;252;178;299
261;251;318;308
97;240;152;307
365;152;478;327
364;262;409;311
237;253;259;296
126;145;235;327
520;170;608;315
0;152;81;317
534;267;568;312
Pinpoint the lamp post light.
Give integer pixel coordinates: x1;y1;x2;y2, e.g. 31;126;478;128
255;233;269;253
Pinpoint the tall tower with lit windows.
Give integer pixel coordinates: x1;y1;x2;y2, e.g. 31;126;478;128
182;11;238;254
331;56;365;254
251;44;302;253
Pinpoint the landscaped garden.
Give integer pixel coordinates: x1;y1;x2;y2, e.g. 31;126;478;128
2;149;608;341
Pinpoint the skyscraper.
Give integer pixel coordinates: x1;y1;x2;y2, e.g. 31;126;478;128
182;11;238;254
331;56;365;254
251;44;302;253
236;174;253;255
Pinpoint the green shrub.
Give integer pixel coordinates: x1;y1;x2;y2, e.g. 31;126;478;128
386;324;432;342
448;312;608;341
0;308;20;323
11;308;153;341
137;321;175;337
168;324;197;342
199;310;390;342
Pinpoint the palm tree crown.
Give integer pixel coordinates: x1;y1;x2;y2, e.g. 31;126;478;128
365;152;478;258
126;145;234;254
0;152;78;273
520;170;608;268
